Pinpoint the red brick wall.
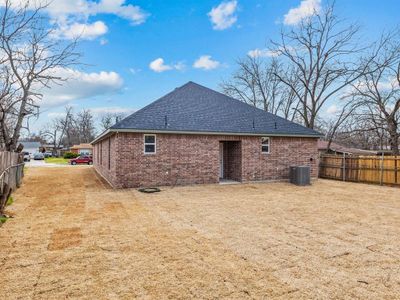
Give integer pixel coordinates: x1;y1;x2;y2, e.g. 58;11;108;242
240;136;318;182
93;135;117;186
93;133;319;188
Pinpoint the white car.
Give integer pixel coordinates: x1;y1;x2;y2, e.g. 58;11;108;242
23;152;30;162
33;152;45;160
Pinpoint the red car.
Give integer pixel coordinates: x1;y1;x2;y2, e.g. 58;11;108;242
70;155;93;165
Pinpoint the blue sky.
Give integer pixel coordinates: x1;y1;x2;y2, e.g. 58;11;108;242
29;0;400;133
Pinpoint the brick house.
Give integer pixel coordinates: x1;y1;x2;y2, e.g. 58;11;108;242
70;143;93;156
91;82;321;188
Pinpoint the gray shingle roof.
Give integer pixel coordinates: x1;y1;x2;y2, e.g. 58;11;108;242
111;81;321;137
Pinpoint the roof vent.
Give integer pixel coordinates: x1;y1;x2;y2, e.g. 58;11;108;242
164;115;168;128
252;119;255;130
274;122;277;129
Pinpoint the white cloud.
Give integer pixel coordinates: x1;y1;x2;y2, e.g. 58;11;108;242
193;55;221;70
377;78;397;90
284;0;321;26
95;0;148;25
90;106;135;116
44;0;149;25
149;58;185;73
248;46;297;58
47;106;134;122
149;58;172;72
47;112;67;119
348;77;398;97
208;0;238;30
326;104;338;115
52;21;108;40
2;0;149;41
129;68;141;75
40;68;124;107
100;38;108;45
248;48;280;58
174;62;186;71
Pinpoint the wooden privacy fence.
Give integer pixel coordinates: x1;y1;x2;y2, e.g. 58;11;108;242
319;154;400;187
0;151;24;214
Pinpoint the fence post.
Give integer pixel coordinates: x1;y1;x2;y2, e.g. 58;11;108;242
342;153;346;181
379;152;384;186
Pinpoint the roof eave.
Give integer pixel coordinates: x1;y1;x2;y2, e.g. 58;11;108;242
92;128;322;143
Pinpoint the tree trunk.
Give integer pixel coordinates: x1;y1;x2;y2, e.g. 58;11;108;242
389;133;399;155
388;121;399;155
8;93;29;151
0;184;12;216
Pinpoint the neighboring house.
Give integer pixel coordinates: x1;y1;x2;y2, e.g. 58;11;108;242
318;140;377;156
42;144;64;156
92;82;322;188
70;143;93;155
20;142;41;155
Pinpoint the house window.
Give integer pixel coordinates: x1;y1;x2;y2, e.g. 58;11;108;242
261;137;270;154
144;134;156;154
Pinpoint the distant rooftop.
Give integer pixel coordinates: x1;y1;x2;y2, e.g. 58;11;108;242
20;141;41;149
71;143;93;149
318;140;377;155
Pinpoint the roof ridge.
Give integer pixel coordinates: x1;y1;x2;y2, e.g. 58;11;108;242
111;81;192;129
182;81;310;128
108;81;321;137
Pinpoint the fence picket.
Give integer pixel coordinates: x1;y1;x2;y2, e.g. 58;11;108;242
0;151;24;214
319;154;400;187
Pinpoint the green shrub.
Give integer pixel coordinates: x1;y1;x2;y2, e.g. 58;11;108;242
6;196;13;206
63;152;79;159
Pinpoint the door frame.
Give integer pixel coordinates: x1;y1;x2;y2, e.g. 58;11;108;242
219;142;224;179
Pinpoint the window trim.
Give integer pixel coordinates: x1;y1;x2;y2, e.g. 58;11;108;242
261;137;270;154
144;134;156;154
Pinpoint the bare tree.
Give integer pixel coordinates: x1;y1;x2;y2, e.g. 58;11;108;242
221;57;279;111
278;66;302;121
76;109;96;143
0;0;79;151
40;107;96;150
99;112;126;132
40;106;74;155
335;116;390;150
271;3;372;129
350;30;400;154
221;57;299;120
320;100;359;150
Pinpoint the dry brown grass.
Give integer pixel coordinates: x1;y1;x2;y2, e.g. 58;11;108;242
1;167;400;299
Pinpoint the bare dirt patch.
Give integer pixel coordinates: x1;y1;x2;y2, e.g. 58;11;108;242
48;227;82;251
1;167;400;299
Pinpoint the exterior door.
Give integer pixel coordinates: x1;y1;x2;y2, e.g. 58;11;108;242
219;142;224;178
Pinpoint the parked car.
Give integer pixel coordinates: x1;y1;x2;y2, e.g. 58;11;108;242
44;152;53;158
70;155;93;165
33;153;45;160
23;152;30;162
